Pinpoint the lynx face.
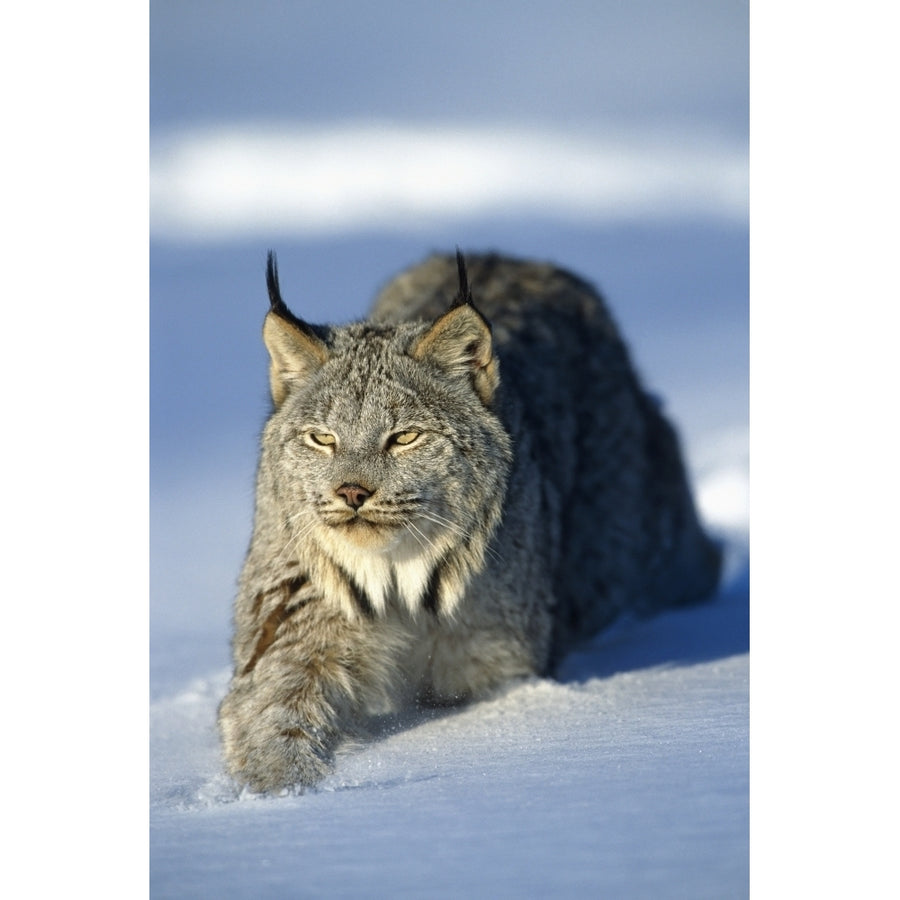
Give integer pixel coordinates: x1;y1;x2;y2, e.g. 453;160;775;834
260;267;511;617
271;338;480;554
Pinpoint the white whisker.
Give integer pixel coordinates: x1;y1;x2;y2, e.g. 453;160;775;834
402;521;429;553
417;509;505;564
404;520;442;557
273;514;319;567
416;511;468;539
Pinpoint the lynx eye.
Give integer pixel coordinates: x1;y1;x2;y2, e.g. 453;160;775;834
308;432;337;448
388;430;421;448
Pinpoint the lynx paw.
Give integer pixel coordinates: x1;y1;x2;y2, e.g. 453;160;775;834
219;690;338;793
228;725;334;793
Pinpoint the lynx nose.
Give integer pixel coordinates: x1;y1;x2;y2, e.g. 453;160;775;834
336;483;372;510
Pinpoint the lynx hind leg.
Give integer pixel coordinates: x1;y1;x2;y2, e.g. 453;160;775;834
218;602;406;793
639;401;724;612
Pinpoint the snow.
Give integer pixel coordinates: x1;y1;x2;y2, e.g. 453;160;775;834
152;648;747;898
150;124;748;240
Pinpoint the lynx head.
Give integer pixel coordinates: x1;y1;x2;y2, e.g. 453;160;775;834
258;251;511;619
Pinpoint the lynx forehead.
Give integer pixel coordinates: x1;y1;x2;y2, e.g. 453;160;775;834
218;250;722;793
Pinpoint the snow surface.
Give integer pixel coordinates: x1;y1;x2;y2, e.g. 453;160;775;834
152;580;747;898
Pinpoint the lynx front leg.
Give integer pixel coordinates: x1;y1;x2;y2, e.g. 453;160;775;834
218;599;402;793
218;674;337;791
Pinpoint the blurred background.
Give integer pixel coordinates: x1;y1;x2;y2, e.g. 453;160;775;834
150;0;748;694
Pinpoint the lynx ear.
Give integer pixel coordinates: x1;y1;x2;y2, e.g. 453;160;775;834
411;255;499;405
262;252;329;407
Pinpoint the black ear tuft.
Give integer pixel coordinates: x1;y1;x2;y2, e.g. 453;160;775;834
266;251;284;313
265;251;318;336
452;248;473;308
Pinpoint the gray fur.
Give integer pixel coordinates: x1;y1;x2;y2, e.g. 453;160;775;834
218;252;721;792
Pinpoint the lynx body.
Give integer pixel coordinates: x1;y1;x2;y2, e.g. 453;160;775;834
218;252;721;792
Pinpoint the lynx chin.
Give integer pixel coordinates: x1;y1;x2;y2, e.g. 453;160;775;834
218;250;721;792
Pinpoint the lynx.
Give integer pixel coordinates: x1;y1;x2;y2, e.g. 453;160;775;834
218;251;721;792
